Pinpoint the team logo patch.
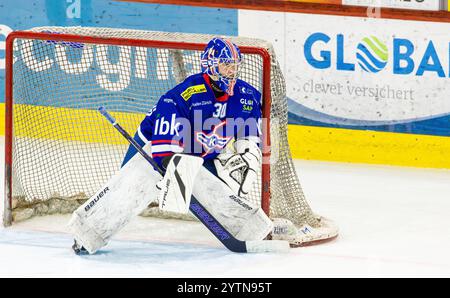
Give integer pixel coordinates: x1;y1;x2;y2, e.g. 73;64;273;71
181;84;207;101
195;121;232;157
240;98;254;113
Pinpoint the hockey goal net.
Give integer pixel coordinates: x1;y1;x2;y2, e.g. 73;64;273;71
4;27;338;246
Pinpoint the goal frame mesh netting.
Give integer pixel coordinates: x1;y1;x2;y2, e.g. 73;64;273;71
4;27;338;246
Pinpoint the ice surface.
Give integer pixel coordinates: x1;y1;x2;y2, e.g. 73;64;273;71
1;136;450;277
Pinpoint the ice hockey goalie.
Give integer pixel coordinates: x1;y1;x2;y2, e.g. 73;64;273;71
69;37;306;254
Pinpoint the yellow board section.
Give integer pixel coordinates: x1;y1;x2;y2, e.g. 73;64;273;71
3;104;144;146
288;125;450;169
2;103;450;168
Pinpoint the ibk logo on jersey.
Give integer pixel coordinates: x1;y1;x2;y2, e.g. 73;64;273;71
154;114;181;136
195;121;231;157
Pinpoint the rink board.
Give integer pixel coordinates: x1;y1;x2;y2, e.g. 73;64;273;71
2;103;450;169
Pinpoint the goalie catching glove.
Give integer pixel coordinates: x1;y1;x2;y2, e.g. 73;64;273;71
214;139;261;197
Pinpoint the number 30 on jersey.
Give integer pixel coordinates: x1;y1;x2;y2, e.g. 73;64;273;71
213;103;227;118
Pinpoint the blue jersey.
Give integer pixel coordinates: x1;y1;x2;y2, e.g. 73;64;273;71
131;73;262;168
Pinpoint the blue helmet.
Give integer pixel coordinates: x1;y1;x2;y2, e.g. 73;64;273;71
201;37;242;96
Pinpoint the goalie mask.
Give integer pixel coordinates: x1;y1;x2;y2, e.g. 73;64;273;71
201;37;242;96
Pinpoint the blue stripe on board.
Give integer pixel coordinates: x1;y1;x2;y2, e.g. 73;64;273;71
288;112;450;137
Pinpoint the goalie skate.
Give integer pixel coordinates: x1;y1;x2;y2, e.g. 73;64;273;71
72;240;88;255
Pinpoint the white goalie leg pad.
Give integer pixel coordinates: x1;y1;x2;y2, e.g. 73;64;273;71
192;167;273;241
234;207;274;241
270;217;339;246
68;144;161;254
270;218;299;243
156;154;204;214
271;216;339;247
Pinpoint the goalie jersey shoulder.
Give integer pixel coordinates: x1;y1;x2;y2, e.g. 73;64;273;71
232;80;262;116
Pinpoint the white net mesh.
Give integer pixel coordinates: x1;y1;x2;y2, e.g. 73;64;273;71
5;27;337;244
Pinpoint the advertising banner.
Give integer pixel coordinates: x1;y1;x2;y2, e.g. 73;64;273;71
342;0;441;11
240;11;450;136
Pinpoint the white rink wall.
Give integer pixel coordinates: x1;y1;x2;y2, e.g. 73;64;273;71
239;10;450;130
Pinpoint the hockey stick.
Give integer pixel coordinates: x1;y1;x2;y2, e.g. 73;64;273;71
98;107;289;253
